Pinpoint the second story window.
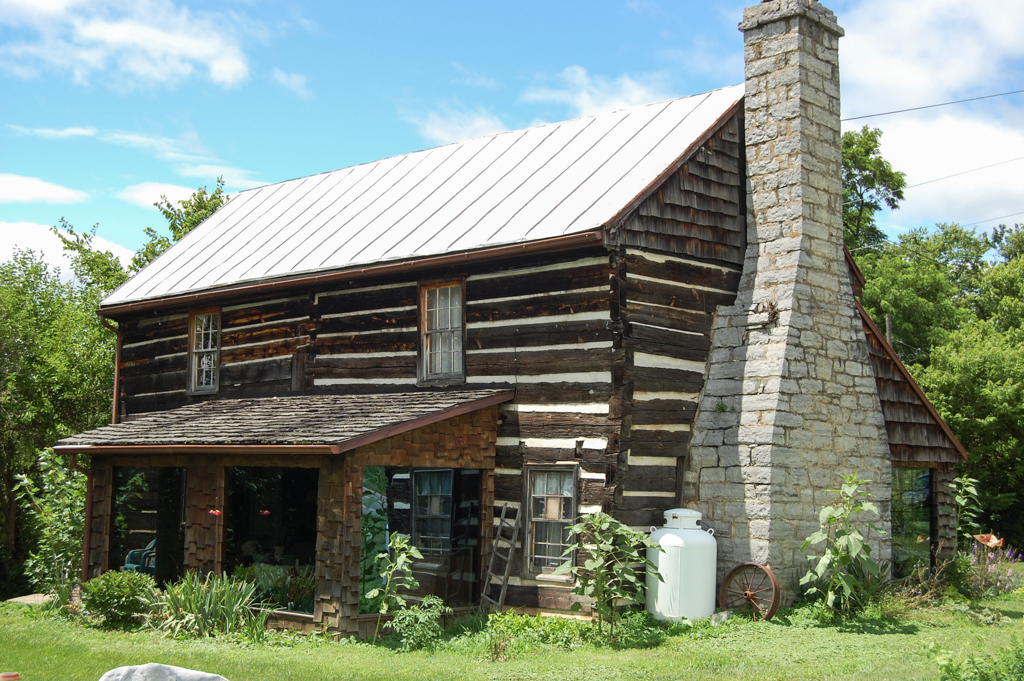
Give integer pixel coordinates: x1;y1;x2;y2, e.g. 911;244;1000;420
421;281;463;382
189;310;220;393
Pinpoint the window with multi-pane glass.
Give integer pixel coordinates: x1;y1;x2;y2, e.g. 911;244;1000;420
413;469;453;558
422;284;463;379
528;469;575;573
191;312;220;392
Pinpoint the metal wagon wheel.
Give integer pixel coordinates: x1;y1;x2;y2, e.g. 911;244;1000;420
718;562;780;620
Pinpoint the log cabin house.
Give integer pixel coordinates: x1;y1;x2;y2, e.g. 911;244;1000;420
57;0;966;634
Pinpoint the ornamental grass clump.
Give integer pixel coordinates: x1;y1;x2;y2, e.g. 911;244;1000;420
147;571;270;639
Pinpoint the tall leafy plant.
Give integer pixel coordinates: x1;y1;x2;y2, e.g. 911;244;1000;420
13;449;86;593
553;512;662;639
366;533;422;643
800;473;887;613
949;475;983;543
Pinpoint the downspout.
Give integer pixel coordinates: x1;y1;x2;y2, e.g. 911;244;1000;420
98;314;122;425
69;453;92;584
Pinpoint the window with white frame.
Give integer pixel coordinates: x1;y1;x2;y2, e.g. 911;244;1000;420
413;469;453;558
527;469;576;573
190;311;220;393
421;282;463;381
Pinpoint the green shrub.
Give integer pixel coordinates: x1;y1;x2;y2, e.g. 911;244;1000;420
81;570;156;628
935;638;1024;680
389;595;452;651
148;571;267;639
611;610;667;648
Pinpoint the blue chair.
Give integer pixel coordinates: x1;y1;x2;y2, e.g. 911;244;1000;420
124;540;156;574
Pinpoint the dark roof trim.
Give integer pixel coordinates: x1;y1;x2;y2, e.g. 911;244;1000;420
857;300;968;462
844;244;867;290
53;444;340;456
606;98;745;233
99;231;605;318
54;389;514;456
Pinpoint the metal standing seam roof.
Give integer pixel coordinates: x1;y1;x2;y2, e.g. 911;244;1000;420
102;84;744;307
54;389;514;451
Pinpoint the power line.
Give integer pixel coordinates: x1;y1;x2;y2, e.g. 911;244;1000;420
963;210;1024;228
906;155;1024;189
842;88;1024;122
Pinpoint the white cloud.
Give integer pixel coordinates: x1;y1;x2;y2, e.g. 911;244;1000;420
406;103;508;146
272;68;311;99
451;62;497;89
177;164;264;190
0;0;250;88
0;221;134;280
116;181;195;208
841;0;1024;114
8;124;97;138
522;65;671;118
872;114;1024;235
0;173;88;203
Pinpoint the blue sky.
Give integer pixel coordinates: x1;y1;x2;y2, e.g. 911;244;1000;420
4;0;1024;270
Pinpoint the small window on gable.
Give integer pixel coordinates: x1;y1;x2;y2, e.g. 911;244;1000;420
527;468;577;574
420;281;464;382
189;309;220;393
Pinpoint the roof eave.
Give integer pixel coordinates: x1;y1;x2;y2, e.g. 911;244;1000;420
99;231;606;318
53;389;516;455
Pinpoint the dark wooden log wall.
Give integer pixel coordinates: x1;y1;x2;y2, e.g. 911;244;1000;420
118;296;312;415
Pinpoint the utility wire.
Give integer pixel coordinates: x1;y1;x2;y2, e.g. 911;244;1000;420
963;210;1024;228
842;88;1024;122
906;155;1024;189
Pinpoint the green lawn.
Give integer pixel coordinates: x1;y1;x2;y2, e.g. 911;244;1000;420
1;596;1022;681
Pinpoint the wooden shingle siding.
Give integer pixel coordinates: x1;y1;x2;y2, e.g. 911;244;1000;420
862;318;962;466
614;111;745;265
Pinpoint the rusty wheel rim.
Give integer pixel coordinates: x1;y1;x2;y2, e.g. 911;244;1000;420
718;562;780;621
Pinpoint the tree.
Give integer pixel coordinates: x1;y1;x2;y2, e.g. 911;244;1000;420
857;224;988;365
842;126;907;252
916;319;1024;548
0;180;227;597
131;177;228;272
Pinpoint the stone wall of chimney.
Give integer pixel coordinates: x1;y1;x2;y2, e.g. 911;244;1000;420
685;0;892;597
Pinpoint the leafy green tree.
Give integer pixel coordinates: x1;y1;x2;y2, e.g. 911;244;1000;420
1;180;226;597
131;178;228;272
842;125;907;252
916;320;1024;548
857;223;990;365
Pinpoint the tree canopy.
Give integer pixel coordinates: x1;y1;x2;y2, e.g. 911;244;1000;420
0;180;227;598
842;126;907;252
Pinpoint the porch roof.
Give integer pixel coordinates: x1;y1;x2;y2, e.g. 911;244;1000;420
54;389;513;455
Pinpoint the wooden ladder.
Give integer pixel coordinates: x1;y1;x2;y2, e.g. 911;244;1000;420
480;503;520;610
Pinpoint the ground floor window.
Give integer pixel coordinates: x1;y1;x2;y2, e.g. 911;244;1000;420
892;466;936;577
527;468;576;574
110;466;185;585
359;466;481;613
225;466;319;613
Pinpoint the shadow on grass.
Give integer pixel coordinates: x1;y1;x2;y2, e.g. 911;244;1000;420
833;617;919;635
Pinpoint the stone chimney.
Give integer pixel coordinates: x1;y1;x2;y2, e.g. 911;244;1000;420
685;0;892;596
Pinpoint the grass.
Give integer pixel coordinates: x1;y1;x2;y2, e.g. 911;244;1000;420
1;593;1022;681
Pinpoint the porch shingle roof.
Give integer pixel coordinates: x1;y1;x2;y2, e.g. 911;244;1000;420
55;389;513;452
